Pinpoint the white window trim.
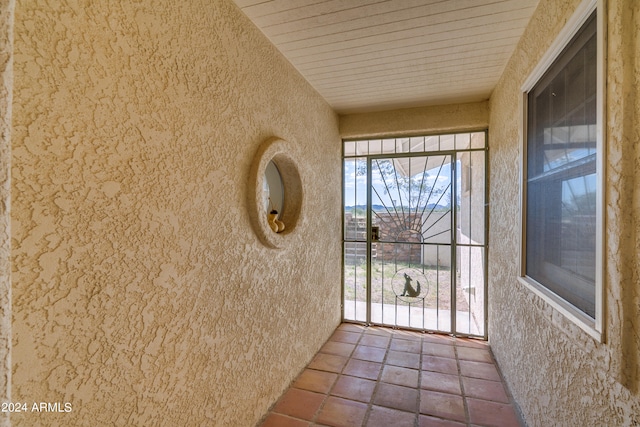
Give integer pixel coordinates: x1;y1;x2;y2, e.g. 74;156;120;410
519;0;606;342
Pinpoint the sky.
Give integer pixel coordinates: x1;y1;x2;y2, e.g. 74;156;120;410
343;158;458;209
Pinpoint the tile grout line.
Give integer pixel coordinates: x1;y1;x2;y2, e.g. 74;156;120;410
360;326;392;426
311;326;366;425
454;339;472;427
414;332;424;427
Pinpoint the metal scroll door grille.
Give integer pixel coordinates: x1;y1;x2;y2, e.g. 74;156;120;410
342;133;488;338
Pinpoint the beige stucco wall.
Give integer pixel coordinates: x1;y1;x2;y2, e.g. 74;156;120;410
488;0;640;425
10;0;341;426
0;1;12;426
339;101;489;139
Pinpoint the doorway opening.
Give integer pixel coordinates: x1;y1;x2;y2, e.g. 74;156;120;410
342;132;488;338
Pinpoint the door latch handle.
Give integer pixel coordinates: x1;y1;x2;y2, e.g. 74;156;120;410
371;226;380;242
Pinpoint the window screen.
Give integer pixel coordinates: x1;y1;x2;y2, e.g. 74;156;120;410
525;11;597;318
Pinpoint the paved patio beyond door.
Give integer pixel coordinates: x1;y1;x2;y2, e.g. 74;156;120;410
343;301;483;336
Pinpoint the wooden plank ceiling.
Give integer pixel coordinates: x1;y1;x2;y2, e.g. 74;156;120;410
231;0;540;114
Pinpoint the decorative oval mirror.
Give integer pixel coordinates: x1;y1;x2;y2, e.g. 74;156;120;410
263;160;284;217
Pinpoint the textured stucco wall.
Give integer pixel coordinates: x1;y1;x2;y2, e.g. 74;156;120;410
0;1;12;425
339;101;489;139
11;1;341;426
489;0;640;425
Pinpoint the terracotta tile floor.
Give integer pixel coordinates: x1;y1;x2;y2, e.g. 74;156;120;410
259;323;523;427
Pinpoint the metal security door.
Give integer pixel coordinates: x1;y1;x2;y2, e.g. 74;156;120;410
343;133;488;338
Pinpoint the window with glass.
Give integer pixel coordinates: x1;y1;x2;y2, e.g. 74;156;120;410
525;11;598;318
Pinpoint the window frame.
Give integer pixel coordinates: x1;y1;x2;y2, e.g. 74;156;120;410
519;0;606;341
